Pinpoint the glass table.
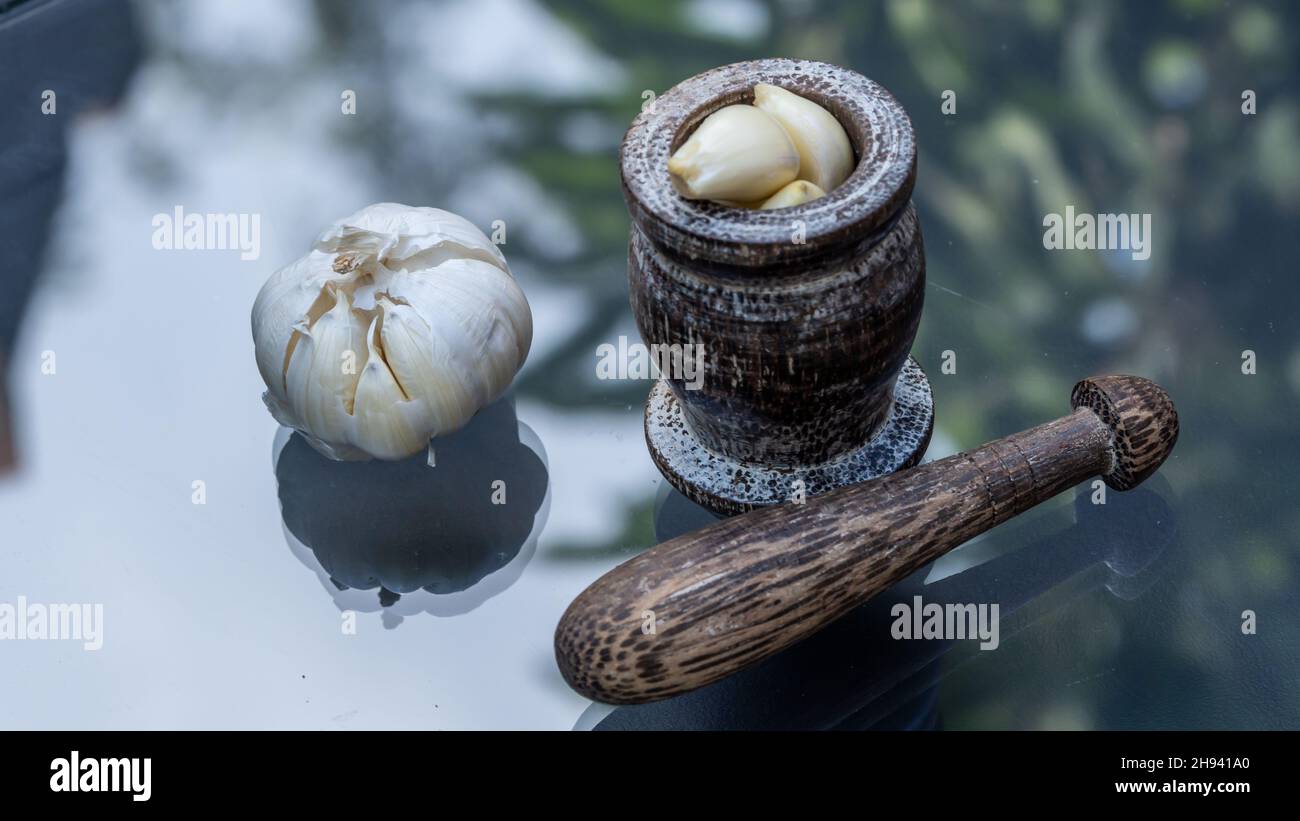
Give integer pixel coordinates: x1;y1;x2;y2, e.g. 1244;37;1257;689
2;0;1297;731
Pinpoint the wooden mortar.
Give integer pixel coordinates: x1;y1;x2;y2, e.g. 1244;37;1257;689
621;58;932;515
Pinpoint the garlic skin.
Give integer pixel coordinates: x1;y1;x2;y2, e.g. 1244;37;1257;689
753;83;853;193
759;179;826;210
667;104;799;202
252;203;532;461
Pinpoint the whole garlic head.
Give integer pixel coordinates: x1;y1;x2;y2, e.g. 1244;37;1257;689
252;203;532;461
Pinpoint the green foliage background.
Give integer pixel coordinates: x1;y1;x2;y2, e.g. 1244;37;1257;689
323;0;1300;728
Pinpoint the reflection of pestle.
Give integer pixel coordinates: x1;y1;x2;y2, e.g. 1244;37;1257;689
832;474;1178;730
274;396;549;620
935;474;1175;610
588;476;1176;730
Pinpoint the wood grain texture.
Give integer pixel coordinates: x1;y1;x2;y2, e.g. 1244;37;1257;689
1071;374;1179;490
628;205;923;466
556;375;1178;705
643;358;934;515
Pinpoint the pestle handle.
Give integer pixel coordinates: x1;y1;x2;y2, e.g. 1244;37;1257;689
555;375;1179;705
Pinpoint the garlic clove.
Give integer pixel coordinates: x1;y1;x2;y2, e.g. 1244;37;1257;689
282;285;368;447
753;84;854;193
384;258;532;413
251;251;360;397
667;104;799;203
758;179;827;210
350;315;433;460
377;296;475;436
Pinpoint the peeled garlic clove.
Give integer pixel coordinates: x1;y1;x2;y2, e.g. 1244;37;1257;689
758;179;827;210
251;203;533;461
753;83;854;193
251;251;361;398
282;285;368;446
667;104;799;202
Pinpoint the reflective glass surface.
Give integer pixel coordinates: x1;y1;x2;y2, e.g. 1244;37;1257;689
2;0;1296;730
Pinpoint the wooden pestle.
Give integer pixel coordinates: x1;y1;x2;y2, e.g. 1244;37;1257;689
556;374;1179;705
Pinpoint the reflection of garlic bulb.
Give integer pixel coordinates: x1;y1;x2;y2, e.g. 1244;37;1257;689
252;203;532;461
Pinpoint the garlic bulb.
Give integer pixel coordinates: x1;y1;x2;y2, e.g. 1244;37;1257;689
667;104;799;202
759;179;826;210
252;203;532;461
753;84;854;193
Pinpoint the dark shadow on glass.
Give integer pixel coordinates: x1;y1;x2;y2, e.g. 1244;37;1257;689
274;395;549;625
584;474;1177;730
652;478;725;542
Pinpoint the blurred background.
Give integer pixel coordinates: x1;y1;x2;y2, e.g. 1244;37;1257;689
1;0;1297;729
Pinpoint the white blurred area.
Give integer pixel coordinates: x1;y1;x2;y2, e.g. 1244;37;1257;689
0;0;657;730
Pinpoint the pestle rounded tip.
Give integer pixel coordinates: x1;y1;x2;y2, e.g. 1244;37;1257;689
1071;375;1179;491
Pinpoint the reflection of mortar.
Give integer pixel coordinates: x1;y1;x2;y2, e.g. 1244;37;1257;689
621;59;933;515
273;396;549;624
581;476;1175;730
